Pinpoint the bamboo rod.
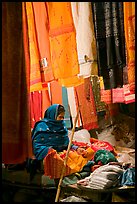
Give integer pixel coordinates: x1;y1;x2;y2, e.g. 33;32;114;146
55;106;80;202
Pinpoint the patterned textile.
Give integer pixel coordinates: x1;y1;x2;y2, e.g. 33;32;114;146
47;2;83;87
92;2;126;90
91;75;106;112
43;147;95;179
32;104;69;160
74;80;98;130
123;2;135;94
71;2;98;78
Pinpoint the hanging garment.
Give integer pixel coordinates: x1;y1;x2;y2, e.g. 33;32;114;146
67;87;82;128
41;89;51;118
74;78;98;130
91;75;106;112
92;2;126;90
30;91;42;129
50;80;63;105
46;2;83;87
123;2;135;94
32;2;55;84
2;2;33;163
71;2;98;78
24;2;48;92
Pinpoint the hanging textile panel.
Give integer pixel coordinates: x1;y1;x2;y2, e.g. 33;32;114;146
2;2;33;163
74;77;98;130
30;91;42;129
92;2;126;90
24;2;48;92
41;89;51;118
32;2;55;84
71;2;98;78
91;75;106;112
46;2;83;87
123;2;135;94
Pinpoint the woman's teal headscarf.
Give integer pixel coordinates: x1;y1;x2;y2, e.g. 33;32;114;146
32;104;69;160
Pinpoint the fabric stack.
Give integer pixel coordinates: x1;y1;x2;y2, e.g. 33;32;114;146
77;164;123;189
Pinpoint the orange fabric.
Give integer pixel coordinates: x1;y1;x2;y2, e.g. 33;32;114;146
50;80;63;105
42;90;51;118
25;2;47;92
123;2;135;93
74;79;98;130
43;147;95;179
32;2;55;83
46;2;82;87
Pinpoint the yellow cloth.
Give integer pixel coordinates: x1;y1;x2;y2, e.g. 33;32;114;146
47;2;82;87
123;2;135;93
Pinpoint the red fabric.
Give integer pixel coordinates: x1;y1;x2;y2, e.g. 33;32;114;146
30;91;42;129
90;138;116;155
2;2;33;163
74;81;98;130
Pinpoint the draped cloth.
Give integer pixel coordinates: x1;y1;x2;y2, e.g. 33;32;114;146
30;91;42;129
43;147;95;179
92;2;126;90
74;78;99;130
23;2;49;92
32;2;55;84
123;2;135;94
46;2;83;87
32;104;69;160
2;2;33;163
71;2;98;78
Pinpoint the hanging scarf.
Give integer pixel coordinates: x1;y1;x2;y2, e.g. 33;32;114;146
123;2;135;94
32;104;69;160
92;2;126;90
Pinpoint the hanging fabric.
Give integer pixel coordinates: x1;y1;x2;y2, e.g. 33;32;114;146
123;2;135;94
92;2;126;90
71;2;98;78
2;2;33;163
46;2;83;87
41;89;51;118
32;2;55;84
91;75;106;112
24;2;48;92
30;91;42;129
50;80;63;105
74;77;99;130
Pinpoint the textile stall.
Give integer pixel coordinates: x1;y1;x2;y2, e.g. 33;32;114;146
2;2;135;202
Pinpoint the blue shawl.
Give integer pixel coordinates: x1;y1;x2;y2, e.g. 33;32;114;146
32;104;69;160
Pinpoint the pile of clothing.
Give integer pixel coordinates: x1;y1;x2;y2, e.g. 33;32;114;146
77;163;123;189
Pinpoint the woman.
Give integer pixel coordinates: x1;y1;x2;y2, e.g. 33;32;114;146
32;104;87;161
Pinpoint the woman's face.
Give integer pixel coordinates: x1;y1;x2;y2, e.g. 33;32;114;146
56;112;65;120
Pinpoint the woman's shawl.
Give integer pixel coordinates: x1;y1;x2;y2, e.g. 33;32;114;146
32;104;69;160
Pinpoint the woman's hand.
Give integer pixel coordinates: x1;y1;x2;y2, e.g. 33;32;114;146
76;147;88;158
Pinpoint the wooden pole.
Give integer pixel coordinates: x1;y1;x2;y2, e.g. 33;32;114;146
55;106;80;202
